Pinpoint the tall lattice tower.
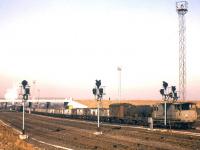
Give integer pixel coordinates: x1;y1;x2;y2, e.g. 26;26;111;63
176;1;188;101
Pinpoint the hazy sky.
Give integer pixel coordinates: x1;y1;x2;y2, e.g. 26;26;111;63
0;0;200;100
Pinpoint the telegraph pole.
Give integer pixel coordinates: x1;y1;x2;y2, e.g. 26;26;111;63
176;1;188;101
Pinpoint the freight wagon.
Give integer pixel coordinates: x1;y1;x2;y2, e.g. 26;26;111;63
109;103;152;126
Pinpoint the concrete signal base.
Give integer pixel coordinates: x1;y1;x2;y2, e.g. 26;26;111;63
19;134;28;140
94;127;103;135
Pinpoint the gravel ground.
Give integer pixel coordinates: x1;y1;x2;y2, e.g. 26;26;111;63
0;120;38;150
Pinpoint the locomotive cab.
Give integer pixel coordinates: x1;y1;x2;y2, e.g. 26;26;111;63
153;102;197;127
174;102;197;123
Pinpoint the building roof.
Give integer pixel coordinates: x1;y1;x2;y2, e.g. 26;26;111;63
67;99;88;108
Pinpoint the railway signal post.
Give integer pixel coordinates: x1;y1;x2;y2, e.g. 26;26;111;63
160;81;179;127
19;80;30;139
92;80;105;135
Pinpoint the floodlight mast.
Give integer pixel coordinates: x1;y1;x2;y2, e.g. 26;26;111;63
117;67;122;102
176;1;188;101
32;80;36;100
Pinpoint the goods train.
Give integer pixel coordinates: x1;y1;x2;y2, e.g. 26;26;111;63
25;101;198;129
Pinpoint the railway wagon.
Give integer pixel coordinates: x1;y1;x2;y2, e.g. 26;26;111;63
46;109;55;114
64;109;72;115
109;103;152;125
34;108;48;113
70;108;109;121
152;102;197;128
32;108;65;118
86;108;110;122
70;108;88;119
53;109;65;114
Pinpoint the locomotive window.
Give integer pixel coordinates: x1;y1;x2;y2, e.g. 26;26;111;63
175;105;181;110
188;104;196;109
153;106;158;111
175;104;194;110
181;104;190;110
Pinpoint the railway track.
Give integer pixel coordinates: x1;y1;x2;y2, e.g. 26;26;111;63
0;111;200;150
32;111;200;137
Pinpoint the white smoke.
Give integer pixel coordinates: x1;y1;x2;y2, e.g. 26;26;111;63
4;84;18;100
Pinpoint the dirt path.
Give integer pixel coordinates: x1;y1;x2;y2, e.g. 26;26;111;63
0;112;200;150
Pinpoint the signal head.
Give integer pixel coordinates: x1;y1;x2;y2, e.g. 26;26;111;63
99;88;104;96
162;81;168;90
25;86;30;95
173;92;179;101
28;102;32;108
95;80;101;88
171;86;176;93
160;89;165;96
21;80;28;89
92;88;97;95
23;94;28;100
169;92;173;98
